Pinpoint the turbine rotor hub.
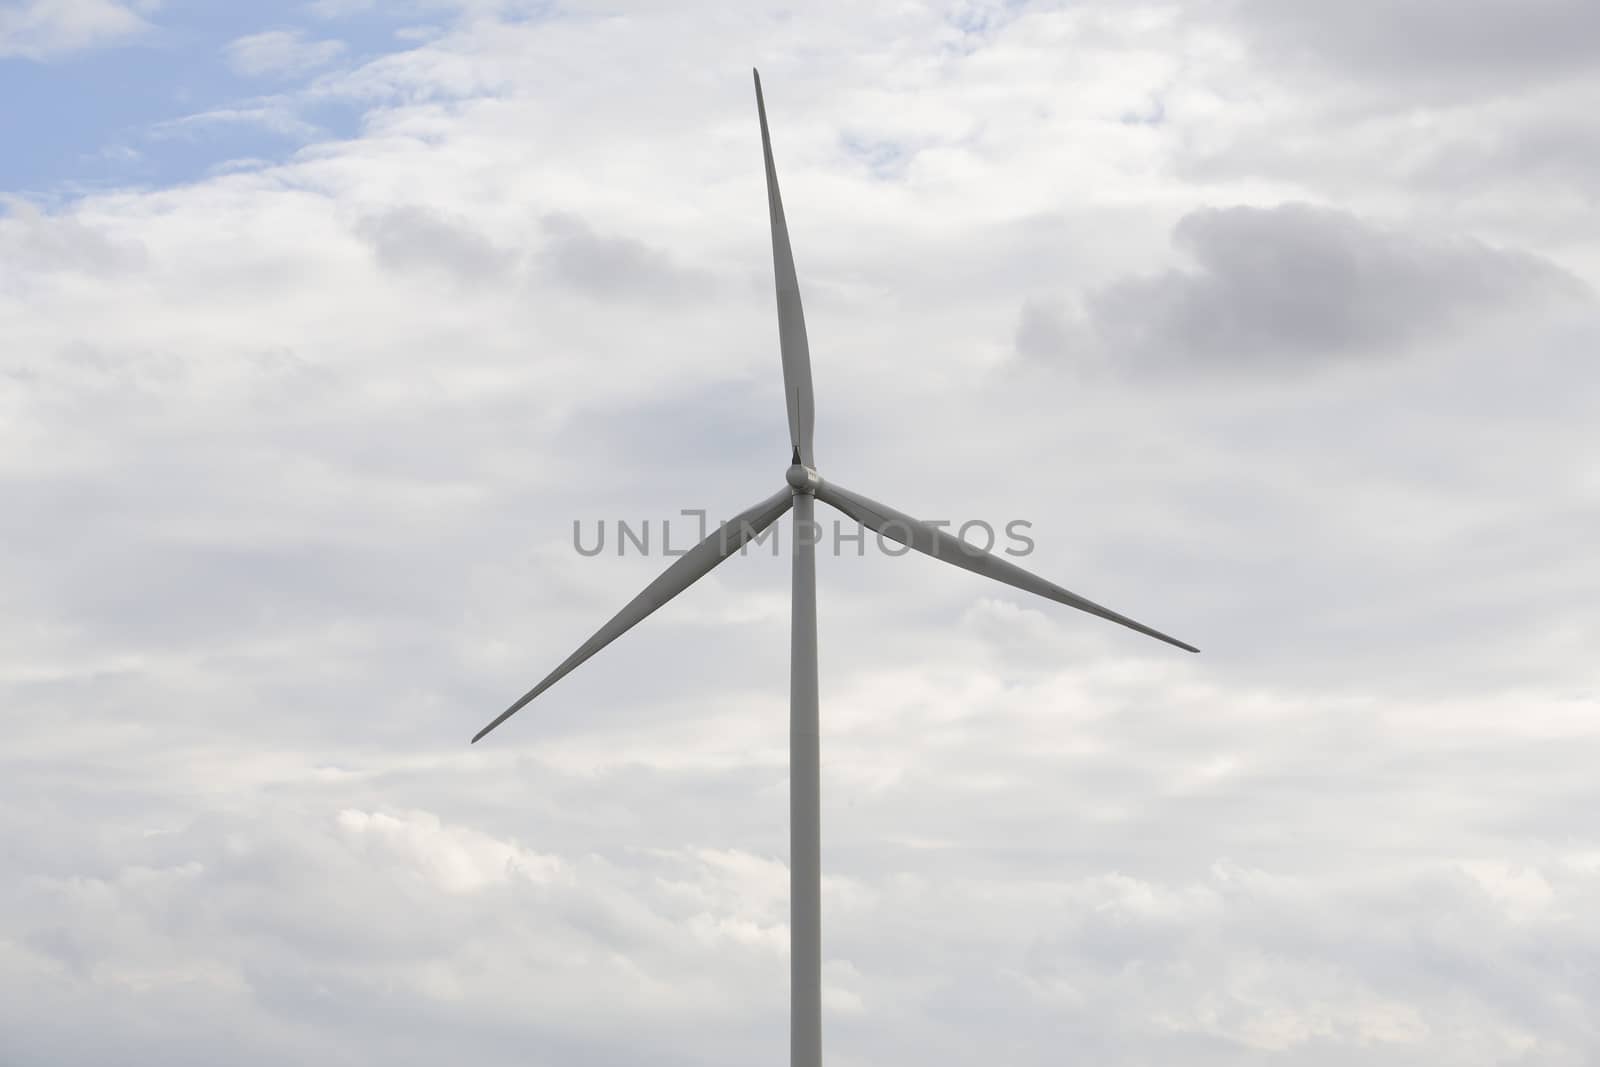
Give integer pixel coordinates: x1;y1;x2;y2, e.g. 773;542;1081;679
786;462;820;494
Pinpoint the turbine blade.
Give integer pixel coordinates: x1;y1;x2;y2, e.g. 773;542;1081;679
753;68;816;466
473;486;795;743
814;478;1199;654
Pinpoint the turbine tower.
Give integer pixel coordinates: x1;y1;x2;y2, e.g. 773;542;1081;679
472;69;1199;1067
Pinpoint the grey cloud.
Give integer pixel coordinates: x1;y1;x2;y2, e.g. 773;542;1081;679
538;212;708;301
0;201;147;282
1036;204;1589;373
1411;104;1600;194
1013;297;1081;363
354;205;517;282
1176;93;1600;205
1221;0;1600;89
1166;6;1600;202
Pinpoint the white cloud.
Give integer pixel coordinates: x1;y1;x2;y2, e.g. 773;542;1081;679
226;28;346;77
306;0;375;17
0;0;152;58
147;105;324;141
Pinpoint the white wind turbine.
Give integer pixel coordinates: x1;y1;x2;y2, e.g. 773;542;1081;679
472;70;1199;1067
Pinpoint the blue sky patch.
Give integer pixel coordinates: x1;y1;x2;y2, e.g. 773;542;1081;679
0;0;433;198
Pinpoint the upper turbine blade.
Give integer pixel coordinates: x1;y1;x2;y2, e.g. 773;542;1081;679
814;478;1199;654
472;486;795;743
754;68;816;466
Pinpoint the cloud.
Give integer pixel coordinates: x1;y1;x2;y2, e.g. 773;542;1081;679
226;28;346;77
0;0;152;58
0;199;147;281
1169;1;1600;210
1026;204;1589;373
1;801;798;1064
537;212;709;301
1220;0;1600;89
5;3;1600;1064
354;204;518;283
306;0;376;17
7;743;1600;1064
1014;296;1081;363
147;105;323;142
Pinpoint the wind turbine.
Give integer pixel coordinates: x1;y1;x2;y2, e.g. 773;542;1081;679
472;69;1199;1067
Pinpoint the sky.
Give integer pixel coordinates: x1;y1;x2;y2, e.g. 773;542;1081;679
3;0;1598;1063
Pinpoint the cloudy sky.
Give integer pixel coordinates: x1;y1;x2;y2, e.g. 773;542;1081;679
4;0;1598;1063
